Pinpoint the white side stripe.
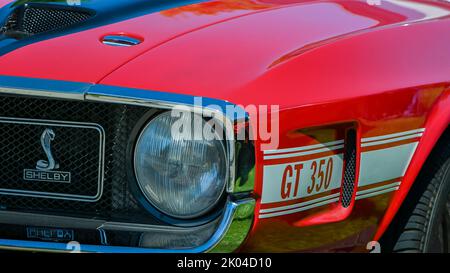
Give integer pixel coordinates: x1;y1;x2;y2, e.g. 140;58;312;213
361;133;423;147
259;197;340;219
358;142;418;187
264;144;344;160
260;193;341;214
263;140;344;155
362;128;425;143
259;181;403;218
356;182;401;196
355;186;399;200
260;128;424;218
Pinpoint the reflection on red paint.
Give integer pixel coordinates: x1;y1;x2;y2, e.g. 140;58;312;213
160;0;272;16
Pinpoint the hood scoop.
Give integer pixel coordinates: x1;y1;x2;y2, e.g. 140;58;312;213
1;3;95;39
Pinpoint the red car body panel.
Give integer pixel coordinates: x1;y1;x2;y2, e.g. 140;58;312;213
0;0;450;252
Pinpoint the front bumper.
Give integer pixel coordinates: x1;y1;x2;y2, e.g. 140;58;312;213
0;198;255;253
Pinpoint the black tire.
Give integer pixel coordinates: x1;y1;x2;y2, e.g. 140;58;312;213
384;132;450;253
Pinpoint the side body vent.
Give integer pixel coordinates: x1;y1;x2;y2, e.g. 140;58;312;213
1;4;94;39
341;129;358;208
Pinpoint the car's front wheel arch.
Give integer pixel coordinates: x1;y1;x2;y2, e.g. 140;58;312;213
380;125;450;252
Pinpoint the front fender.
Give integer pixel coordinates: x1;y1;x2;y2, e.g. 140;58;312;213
375;87;450;241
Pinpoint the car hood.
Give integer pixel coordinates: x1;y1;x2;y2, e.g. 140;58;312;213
0;0;448;106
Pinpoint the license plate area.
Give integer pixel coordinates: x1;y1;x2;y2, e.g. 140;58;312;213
0;118;105;202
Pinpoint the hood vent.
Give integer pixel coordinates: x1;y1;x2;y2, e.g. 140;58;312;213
1;4;94;39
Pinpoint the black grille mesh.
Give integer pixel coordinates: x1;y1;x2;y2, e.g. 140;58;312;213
0;122;102;198
21;7;91;35
0;95;157;224
341;130;357;208
2;5;93;37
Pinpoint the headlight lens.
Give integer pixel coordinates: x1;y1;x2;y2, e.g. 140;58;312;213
134;111;228;219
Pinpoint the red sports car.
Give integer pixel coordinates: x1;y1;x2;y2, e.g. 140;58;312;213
0;0;448;253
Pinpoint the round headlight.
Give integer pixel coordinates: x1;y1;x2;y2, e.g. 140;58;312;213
134;111;228;219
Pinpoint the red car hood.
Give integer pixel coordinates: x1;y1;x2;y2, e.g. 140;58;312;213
0;0;448;106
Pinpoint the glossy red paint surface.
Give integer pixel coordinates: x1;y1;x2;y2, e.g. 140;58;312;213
0;0;284;83
1;0;450;252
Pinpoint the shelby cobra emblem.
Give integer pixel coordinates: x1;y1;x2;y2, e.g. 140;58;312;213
23;128;71;183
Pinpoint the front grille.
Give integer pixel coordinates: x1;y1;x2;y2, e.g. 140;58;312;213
0;95;156;224
0;95;225;249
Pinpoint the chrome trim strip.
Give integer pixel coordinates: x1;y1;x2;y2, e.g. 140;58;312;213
0;76;248;122
209;198;255;253
0;76;90;100
0;211;106;229
0;198;255;253
99;220;217;233
0;87;85;101
86;84;248;122
102;35;142;47
0;210;217;233
102;41;136;47
0;117;105;202
98;229;108;246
